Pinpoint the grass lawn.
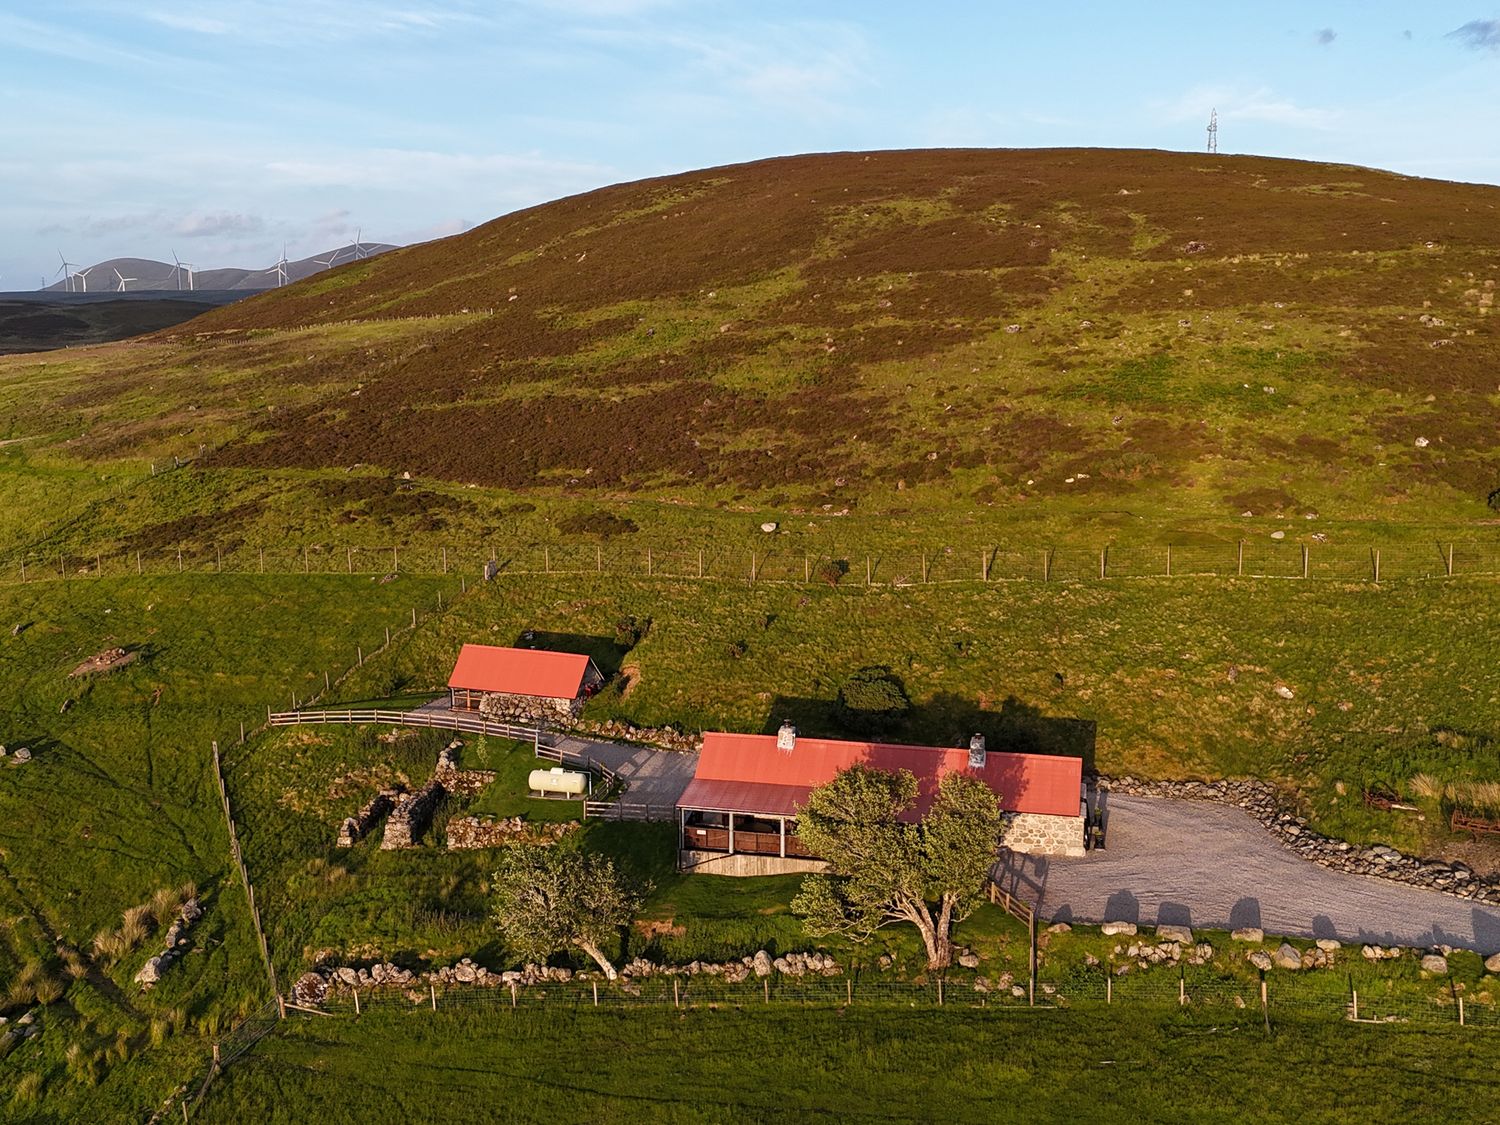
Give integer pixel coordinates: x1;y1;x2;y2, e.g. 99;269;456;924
194;1004;1500;1124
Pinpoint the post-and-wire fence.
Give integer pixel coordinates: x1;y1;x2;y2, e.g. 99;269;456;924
9;538;1500;589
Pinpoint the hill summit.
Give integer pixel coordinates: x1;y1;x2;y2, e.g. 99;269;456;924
39;149;1500;524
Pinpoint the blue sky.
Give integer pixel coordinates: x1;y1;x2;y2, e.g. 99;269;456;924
3;1;1499;287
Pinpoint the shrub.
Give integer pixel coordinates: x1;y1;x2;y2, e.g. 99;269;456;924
818;559;850;587
615;615;652;648
835;666;911;734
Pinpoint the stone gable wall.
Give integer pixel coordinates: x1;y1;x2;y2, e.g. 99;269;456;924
1000;811;1085;857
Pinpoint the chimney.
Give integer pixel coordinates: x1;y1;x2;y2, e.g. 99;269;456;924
967;733;987;770
776;721;797;753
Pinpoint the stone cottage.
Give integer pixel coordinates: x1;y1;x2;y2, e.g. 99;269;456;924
447;643;604;723
676;726;1085;876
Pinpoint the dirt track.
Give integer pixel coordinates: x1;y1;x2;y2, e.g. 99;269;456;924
1011;794;1500;953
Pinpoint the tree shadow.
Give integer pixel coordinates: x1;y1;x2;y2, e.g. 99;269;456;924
759;692;1095;772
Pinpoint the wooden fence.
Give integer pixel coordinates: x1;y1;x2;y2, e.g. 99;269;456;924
583;800;673;822
266;707;548;747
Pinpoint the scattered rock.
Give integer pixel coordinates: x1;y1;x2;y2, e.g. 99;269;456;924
956;951;981;969
1156;924;1193;944
1247;950;1273;971
134;956;163;986
1101;921;1137;936
69;647;138;678
1315;938;1342;953
1231;927;1264;943
1414;436;1430;448
1274;684;1295;700
11;748;30;763
1270;530;1285;540
1485;952;1500;974
752;950;773;978
759;522;778;533
1420;953;1449;975
1272;943;1302;970
1045;922;1072;934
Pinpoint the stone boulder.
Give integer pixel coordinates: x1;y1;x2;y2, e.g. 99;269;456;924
1231;927;1264;944
134;956;163;986
1484;952;1500;974
1156;924;1193;944
1101;921;1137;936
292;972;328;1005
1272;943;1302;970
1314;938;1342;953
751;950;773;978
1420;953;1449;975
1246;950;1273;971
956;950;981;969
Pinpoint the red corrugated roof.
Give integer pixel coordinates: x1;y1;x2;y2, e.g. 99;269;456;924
682;732;1082;818
447;644;593;700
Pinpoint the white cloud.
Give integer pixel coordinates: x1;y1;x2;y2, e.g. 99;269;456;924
1155;85;1340;131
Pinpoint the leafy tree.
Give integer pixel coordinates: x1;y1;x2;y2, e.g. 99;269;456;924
790;765;1001;970
491;845;643;980
835;666;910;734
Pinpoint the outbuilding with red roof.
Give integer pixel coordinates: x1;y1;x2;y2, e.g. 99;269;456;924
447;643;604;721
677;724;1085;876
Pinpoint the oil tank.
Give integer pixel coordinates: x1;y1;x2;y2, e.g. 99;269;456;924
528;767;588;797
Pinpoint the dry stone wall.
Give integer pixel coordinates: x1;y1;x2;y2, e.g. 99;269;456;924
446;815;577;849
1001;811;1085;857
381;779;445;849
480;692;581;724
134;899;203;989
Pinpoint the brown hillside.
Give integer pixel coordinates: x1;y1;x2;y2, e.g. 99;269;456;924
75;149;1500;515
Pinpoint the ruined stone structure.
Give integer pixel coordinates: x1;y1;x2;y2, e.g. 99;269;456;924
134;898;203;989
380;779;445;849
337;787;403;848
999;810;1086;857
432;741;496;796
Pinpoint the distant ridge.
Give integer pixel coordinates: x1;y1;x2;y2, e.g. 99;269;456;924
45;243;398;293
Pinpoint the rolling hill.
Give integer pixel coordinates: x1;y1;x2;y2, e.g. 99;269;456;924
2;147;1499;552
45;243;399;293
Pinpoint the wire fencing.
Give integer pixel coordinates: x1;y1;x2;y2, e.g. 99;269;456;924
10;538;1500;588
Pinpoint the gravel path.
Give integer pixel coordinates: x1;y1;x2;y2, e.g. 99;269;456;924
553;735;698;810
1002;794;1500;954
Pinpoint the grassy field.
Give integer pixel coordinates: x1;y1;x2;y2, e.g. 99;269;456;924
0;573;452;1121
193;1004;1500;1124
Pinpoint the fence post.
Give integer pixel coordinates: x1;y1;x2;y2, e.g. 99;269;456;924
592;981;599;1007
510;982;517;1009
597;546;602;574
763;978;770;1004
1446;543;1454;577
865;556;871;585
804;553;810;583
277;994;287;1020
411;607;417;627
354;988;360;1015
1165;545;1172;578
136;551;141;576
981;548;989;582
1237;539;1244;577
431;984;438;1011
358;645;363;666
177;548;183;573
1260;976;1269;1033
259;547;264;573
544;546;549;573
1302;544;1310;580
937;977;943;1005
1372;548;1380;584
1351;987;1358;1021
1106;972;1112;1005
697;548;703;579
647;547;653;577
673;978;680;1008
385;626;390;647
1099;547;1107;580
347;547;353;574
18;559;23;582
1178;971;1185;1006
921;551;928;583
442;547;448;574
847;978;853;1005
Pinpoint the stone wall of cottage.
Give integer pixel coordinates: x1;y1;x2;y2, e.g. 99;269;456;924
479;692;581;723
1000;811;1085;857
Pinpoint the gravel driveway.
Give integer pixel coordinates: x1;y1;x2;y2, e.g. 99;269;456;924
553;735;698;811
1000;794;1500;954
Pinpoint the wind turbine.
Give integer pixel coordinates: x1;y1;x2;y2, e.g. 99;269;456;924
313;247;343;271
264;244;289;287
171;250;195;291
55;250;80;292
351;228;368;260
112;267;137;292
73;265;95;292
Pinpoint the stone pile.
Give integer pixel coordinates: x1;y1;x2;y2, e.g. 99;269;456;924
134;898;203;989
0;745;32;764
337;787;403;848
1099;776;1500;905
380;778;445;849
1111;937;1216;972
0;1011;41;1054
446;815;576;849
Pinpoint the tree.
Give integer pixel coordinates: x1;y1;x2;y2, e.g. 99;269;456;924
835;666;910;734
790;765;1001;970
491;845;643;980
